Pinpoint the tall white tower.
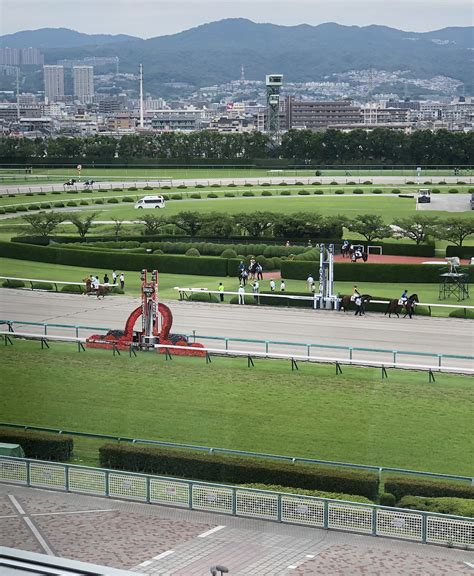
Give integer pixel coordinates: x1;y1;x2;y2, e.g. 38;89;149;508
43;65;64;103
139;63;144;128
73;66;94;103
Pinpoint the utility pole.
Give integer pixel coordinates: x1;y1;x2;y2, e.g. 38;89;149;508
16;67;20;120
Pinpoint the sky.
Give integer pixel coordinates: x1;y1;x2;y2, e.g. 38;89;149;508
1;0;473;37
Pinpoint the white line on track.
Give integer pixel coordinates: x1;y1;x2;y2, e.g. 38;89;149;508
23;516;54;556
8;494;26;515
31;508;114;517
197;525;226;538
152;550;175;560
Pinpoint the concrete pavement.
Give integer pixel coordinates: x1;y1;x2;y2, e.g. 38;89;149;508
1;484;472;575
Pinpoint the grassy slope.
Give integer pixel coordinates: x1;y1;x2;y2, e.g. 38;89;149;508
1;257;472;309
1;341;472;475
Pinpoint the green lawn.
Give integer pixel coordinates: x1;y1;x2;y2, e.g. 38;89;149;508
0;341;472;475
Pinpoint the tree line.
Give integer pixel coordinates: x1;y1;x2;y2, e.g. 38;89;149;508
23;211;474;246
1;128;473;164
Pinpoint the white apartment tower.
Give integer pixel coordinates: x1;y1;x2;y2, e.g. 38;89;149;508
73;66;94;102
43;65;64;102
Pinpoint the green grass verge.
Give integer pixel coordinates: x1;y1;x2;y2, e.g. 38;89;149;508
1;341;473;476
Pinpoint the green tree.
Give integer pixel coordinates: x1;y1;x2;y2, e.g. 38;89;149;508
111;217;124;240
392;215;438;245
22;212;64;238
233;211;276;237
168;211;202;236
433;218;474;246
348;214;391;242
200;212;234;237
69;213;98;238
141;214;169;235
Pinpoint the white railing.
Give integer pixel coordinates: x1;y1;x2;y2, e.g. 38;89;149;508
175;287;474;311
2;330;473;374
0;276;117;291
0;457;472;548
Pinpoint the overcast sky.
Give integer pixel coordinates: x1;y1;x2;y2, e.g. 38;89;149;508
1;0;473;37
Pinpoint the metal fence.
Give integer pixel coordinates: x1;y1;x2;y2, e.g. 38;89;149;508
0;456;472;548
2;318;473;372
1;422;472;487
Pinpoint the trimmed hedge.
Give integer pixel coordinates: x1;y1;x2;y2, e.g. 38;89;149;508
446;245;474;259
99;443;379;499
398;496;474;518
449;308;474;319
384;477;474;501
188;292;219;303
2;279;25;288
240;484;372;504
281;261;473;283
0;427;73;461
60;284;84;294
32;282;53;290
0;241;228;277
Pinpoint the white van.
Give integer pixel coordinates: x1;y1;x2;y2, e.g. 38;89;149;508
134;195;165;209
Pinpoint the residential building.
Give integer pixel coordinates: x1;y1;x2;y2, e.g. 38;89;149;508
43;65;64;102
0;47;20;66
73;66;94;103
284;97;362;130
20;48;44;65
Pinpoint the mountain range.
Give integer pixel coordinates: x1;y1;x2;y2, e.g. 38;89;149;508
1;19;473;94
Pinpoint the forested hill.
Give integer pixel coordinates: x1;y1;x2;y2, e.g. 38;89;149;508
1;20;472;91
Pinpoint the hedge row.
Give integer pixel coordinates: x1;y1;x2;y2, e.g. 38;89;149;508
281;261;474;284
240;484;372;504
0;428;73;461
446;245;474;259
0;241;228;277
384;476;474;501
398;496;474;518
99;443;379;499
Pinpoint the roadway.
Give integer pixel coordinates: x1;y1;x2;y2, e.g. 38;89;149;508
1;289;472;371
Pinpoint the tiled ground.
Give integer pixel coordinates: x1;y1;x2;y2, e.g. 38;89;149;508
1;484;472;575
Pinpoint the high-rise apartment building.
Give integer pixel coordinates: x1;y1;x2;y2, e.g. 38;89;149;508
21;47;44;65
73;66;94;102
0;47;20;66
43;65;64;102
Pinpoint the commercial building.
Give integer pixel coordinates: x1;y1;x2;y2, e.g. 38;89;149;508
284;97;362;130
73;66;94;103
43;65;64;102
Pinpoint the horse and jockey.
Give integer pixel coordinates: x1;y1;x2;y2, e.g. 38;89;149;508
341;241;368;262
83;275;109;299
64;178;77;187
340;285;372;313
385;291;419;319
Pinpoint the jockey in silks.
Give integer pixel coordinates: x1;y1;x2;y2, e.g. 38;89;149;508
399;289;408;305
351;285;361;302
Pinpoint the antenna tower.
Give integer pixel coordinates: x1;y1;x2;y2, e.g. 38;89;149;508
240;64;245;83
16;68;20;120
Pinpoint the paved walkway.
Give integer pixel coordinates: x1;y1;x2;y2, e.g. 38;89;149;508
1;484;472;575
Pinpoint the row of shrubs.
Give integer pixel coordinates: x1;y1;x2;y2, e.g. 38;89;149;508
0;196;136;213
99;443;379;499
1;280;124;294
281;260;474;284
0;427;73;461
2;427;472;516
0;241;457;283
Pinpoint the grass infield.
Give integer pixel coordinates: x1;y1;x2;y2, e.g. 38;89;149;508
0;340;472;475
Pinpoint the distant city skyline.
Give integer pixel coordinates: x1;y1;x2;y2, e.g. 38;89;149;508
1;0;473;38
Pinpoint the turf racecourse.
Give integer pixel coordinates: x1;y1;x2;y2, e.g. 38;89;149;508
1;340;472;476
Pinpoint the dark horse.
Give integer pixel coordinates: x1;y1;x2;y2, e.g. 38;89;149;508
341;243;351;258
385;293;419;319
64;178;77;187
340;294;372;313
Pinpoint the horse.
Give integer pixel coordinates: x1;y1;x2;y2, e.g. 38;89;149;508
340;294;372;313
341;242;351;258
84;278;108;299
84;180;95;188
64;178;76;187
350;247;368;262
385;294;419;319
